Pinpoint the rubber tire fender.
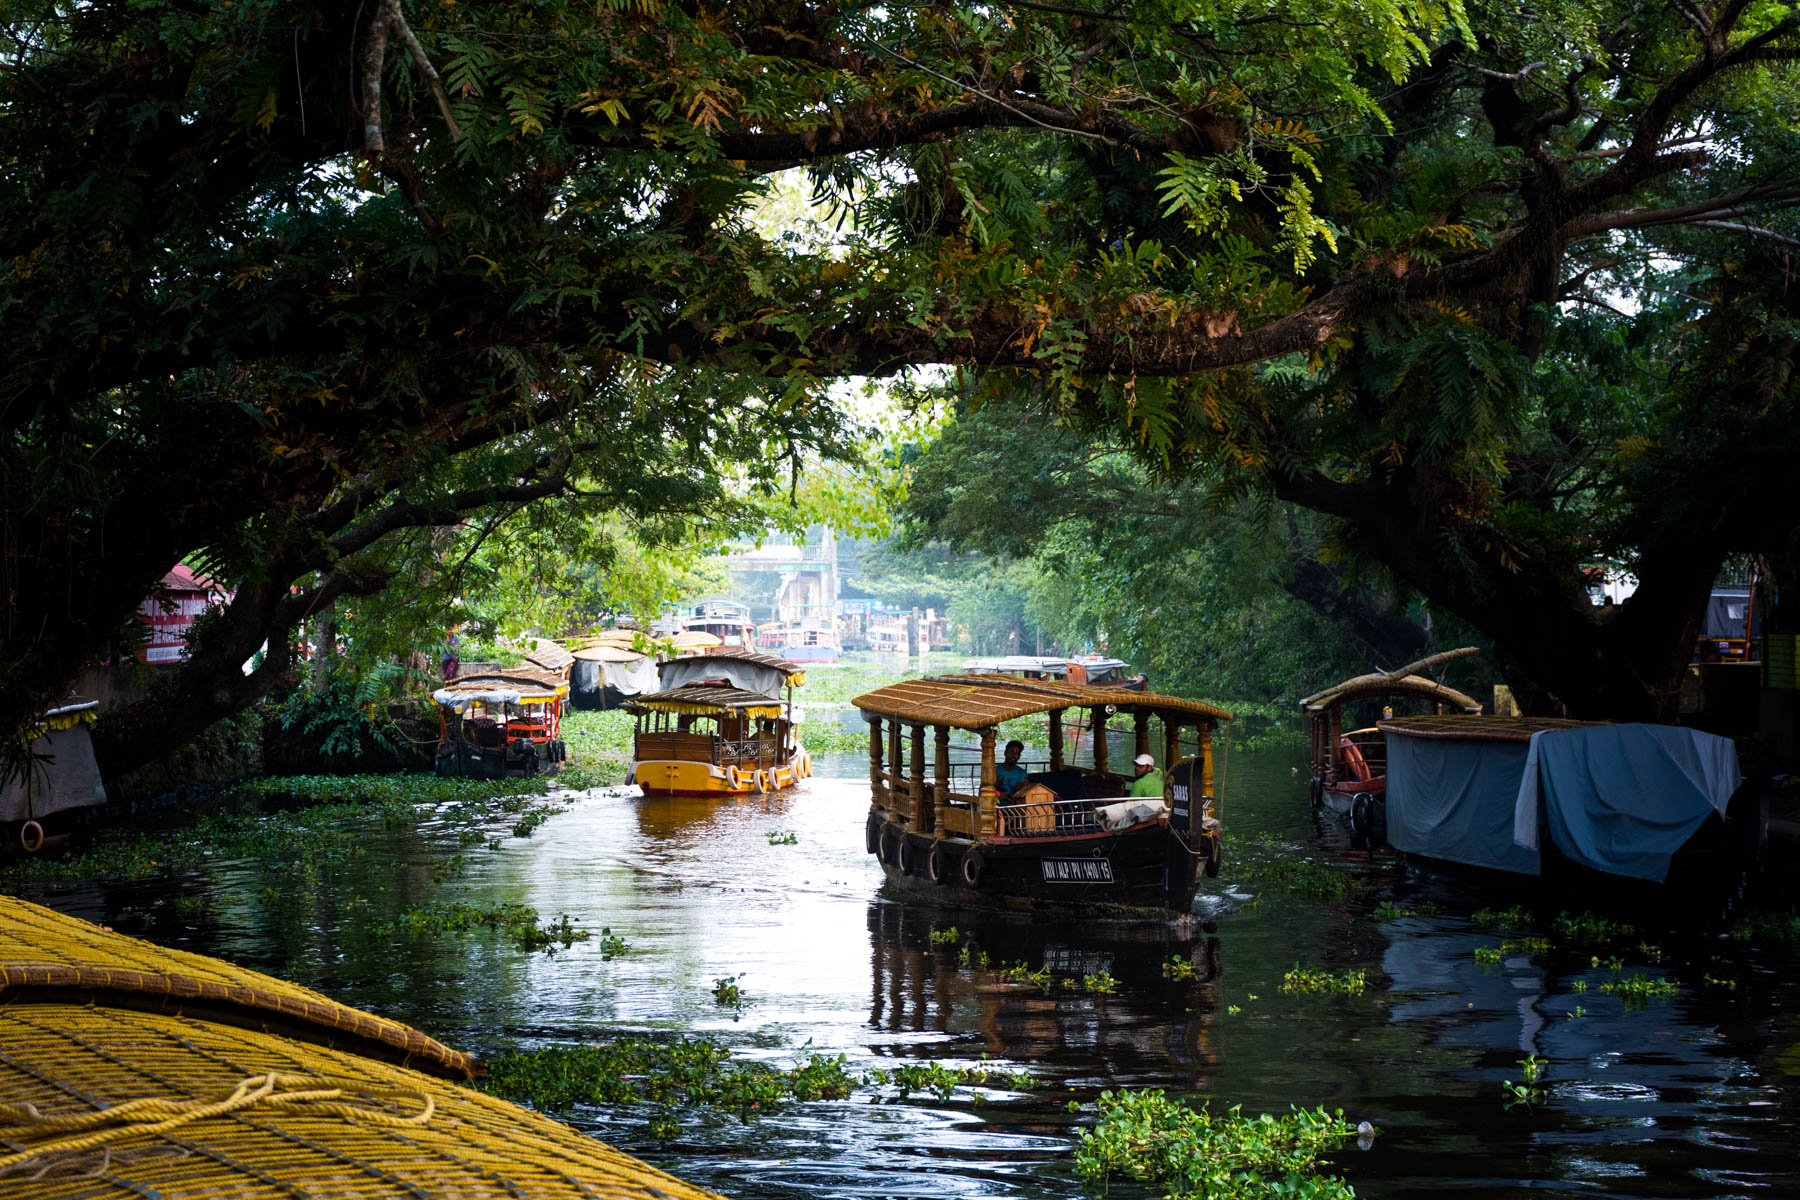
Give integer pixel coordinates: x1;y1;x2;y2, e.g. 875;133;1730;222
927;841;950;885
1309;776;1324;807
879;825;901;866
1350;792;1375;832
896;834;917;876
865;814;883;856
960;848;985;888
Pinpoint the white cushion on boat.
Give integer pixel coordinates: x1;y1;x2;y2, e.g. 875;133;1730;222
1095;799;1168;831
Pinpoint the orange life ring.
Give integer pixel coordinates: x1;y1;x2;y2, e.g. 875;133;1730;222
1339;737;1371;783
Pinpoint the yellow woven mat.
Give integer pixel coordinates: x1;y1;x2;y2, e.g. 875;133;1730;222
0;1002;723;1200
0;897;478;1079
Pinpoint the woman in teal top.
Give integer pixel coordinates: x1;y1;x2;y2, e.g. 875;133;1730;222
996;739;1028;795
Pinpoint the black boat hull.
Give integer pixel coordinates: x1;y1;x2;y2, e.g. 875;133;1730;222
869;821;1209;919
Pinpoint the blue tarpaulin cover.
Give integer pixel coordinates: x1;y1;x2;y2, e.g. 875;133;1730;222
1513;724;1739;883
1385;733;1543;876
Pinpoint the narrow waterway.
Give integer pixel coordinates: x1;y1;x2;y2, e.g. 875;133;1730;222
19;733;1800;1199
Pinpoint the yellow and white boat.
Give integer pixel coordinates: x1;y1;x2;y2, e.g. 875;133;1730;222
626;649;812;796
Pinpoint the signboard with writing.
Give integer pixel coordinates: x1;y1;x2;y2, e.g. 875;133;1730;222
1041;858;1114;883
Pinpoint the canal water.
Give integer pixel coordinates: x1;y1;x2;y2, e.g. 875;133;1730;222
20;736;1800;1198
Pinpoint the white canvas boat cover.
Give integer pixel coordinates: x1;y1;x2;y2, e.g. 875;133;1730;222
598;654;659;697
657;656;786;698
1512;724;1740;882
1385;732;1543;875
1;704;106;823
432;687;522;712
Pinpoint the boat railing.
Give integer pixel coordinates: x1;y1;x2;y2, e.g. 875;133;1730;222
997;797;1102;838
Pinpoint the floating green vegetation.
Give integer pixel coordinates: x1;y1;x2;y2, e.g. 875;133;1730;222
0;771;587;890
712;973;747;1008
1502;937;1551;958
484;1036;1033;1137
1081;970;1119;994
1257;857;1365;902
1472;905;1533;930
597;928;630;959
999;960;1051;989
1280;965;1367;996
958;944;991;970
1552;910;1634;944
765;830;799;845
482;1039;856;1122
1503;1054;1548;1107
432;855;468;881
1703;973;1738;990
869;1059;1035;1101
1597;972;1679;1002
1474;946;1503;965
1075;1091;1360;1200
1728;908;1800;944
1161;956;1195;981
375;902;590;954
929;926;961;945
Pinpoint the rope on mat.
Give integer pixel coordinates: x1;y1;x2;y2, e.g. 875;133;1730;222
0;1072;435;1171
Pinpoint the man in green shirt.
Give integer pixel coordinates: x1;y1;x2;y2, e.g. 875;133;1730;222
1128;753;1163;798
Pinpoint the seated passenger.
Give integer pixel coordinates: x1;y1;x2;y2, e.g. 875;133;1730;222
1128;753;1163;798
995;739;1029;796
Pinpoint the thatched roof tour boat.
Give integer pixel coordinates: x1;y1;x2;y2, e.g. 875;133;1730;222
431;668;569;779
627;648;812;796
852;675;1231;918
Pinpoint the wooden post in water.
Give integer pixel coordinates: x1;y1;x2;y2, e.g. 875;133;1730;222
889;719;904;818
910;722;927;828
868;716;884;803
1092;708;1109;776
933;725;950;837
1048;708;1064;771
1134;711;1151;765
1163;718;1181;800
1199;722;1215;811
977;728;998;837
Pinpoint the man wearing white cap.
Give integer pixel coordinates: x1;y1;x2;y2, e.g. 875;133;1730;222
1128;752;1162;798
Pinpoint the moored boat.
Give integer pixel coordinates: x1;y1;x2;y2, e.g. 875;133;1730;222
431;668;569;779
1374;714;1760;893
1299;647;1482;828
960;654;1146;690
851;675;1231;918
627;648;811;796
1;700;106;855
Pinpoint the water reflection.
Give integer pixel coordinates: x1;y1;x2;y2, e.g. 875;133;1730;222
5;741;1797;1198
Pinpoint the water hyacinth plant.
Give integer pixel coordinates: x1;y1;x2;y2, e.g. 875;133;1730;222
1075;1090;1360;1200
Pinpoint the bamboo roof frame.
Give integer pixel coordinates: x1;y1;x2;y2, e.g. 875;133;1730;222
1299;646;1484;712
852;674;1232;730
656;646;802;676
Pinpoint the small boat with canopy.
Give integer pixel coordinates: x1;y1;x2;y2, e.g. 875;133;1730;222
1300;647;1482;830
627;649;811;796
431;668;569;779
851;675;1231;917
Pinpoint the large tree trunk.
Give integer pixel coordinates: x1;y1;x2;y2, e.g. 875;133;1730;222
1276;473;1720;721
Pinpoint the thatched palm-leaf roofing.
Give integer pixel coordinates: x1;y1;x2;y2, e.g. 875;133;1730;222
853;675;1231;730
524;638;574;672
657;646;800;675
1378;714;1595;743
0;897;478;1080
626;685;785;718
441;668;568;698
0;899;725;1200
